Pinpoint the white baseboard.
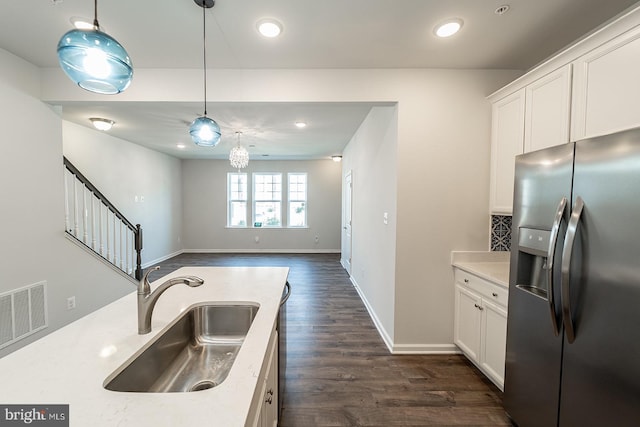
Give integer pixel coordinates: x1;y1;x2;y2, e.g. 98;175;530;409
182;249;341;254
350;274;460;355
142;250;185;268
349;275;395;353
391;344;461;354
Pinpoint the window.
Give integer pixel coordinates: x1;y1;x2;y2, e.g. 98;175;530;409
227;173;247;227
227;172;308;228
253;173;282;227
288;173;307;227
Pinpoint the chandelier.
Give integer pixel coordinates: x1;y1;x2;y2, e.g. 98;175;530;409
229;132;249;170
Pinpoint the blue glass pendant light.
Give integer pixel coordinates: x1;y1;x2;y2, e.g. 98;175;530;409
189;0;222;147
57;0;133;94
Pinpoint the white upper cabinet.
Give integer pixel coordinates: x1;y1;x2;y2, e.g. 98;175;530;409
489;5;640;215
571;25;640;141
490;90;525;215
524;65;572;153
490;66;572;215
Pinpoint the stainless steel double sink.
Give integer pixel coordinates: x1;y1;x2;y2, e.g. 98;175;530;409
104;303;259;393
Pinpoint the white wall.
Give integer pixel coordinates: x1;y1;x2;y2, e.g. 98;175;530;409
182;159;341;251
342;106;398;346
392;70;514;352
41;67;522;352
62;122;183;266
0;49;134;358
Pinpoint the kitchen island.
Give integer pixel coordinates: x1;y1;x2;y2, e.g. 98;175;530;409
0;266;289;427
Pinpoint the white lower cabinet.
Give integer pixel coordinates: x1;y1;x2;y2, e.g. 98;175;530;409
478;298;507;388
260;329;279;427
248;328;279;427
454;268;508;390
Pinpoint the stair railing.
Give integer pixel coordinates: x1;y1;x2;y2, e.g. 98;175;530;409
63;157;143;280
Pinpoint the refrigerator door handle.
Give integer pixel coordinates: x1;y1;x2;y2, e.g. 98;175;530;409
561;196;584;344
546;197;567;336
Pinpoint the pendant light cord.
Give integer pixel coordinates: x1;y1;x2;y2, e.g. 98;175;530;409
202;4;208;116
93;0;99;30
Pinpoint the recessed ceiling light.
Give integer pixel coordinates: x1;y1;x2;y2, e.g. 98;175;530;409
331;155;342;162
295;121;307;128
434;18;463;38
177;143;186;149
89;117;114;131
257;19;283;38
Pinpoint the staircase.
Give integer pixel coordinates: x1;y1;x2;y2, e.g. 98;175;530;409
63;157;143;280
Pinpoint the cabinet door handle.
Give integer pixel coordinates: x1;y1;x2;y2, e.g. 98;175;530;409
492;292;498;297
267;389;274;396
265;396;273;404
464;279;469;284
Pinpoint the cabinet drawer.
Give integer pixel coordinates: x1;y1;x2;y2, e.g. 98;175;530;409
455;269;508;308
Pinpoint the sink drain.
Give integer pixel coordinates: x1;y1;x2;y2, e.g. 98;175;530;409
189;380;217;392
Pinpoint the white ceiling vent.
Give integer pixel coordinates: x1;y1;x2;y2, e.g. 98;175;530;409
0;281;48;350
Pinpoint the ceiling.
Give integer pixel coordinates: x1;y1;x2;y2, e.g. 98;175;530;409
1;0;638;159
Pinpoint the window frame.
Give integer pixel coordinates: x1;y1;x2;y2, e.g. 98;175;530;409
287;173;308;228
227;172;248;227
252;172;283;227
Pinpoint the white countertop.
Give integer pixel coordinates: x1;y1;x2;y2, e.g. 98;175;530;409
451;251;510;288
0;266;289;427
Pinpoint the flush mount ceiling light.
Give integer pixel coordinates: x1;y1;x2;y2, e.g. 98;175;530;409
495;5;510;15
176;143;186;149
434;18;464;38
89;117;114;131
189;0;222;147
229;132;249;170
57;0;133;94
257;19;283;38
331;155;342;162
295;121;307;128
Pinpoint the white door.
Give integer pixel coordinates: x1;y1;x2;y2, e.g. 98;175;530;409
524;64;572;153
343;171;352;274
454;285;482;362
489;89;525;214
479;298;508;390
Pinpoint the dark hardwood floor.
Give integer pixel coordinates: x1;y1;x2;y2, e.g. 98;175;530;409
150;253;512;426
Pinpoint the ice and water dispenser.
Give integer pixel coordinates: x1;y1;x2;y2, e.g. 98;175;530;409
515;227;552;299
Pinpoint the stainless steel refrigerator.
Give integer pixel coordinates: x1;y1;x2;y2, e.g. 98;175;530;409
504;127;640;427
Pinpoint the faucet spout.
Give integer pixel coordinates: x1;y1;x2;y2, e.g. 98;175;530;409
137;267;204;334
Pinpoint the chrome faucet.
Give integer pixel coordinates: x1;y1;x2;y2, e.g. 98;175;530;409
137;266;204;334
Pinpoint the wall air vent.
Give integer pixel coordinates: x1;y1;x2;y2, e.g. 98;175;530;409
0;281;48;350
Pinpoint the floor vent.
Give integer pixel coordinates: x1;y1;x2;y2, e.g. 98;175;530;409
0;281;48;350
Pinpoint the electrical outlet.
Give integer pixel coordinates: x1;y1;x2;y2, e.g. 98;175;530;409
67;296;76;310
255;236;260;243
314;235;319;243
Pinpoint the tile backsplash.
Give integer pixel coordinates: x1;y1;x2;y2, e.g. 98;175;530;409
491;215;512;251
